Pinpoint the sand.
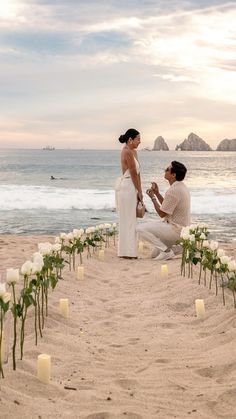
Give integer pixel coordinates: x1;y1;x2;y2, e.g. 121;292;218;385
0;235;236;419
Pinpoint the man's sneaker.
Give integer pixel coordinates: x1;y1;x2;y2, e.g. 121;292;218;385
154;249;175;261
151;247;160;258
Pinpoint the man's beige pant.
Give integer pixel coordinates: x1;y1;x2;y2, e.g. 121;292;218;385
137;220;180;252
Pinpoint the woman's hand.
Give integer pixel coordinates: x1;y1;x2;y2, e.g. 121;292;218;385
137;190;143;203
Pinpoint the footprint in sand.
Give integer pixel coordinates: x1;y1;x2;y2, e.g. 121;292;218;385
110;344;123;348
154;358;170;364
207;388;236;418
122;413;143;419
102;321;116;327
159;322;177;329
168;302;191;312
123;313;135;319
128;337;140;345
84;413;111;419
196;362;236;381
115;378;138;390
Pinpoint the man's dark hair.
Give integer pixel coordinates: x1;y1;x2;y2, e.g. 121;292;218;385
171;161;187;181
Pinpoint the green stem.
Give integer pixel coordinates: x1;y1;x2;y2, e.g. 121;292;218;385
0;307;4;378
20;305;28;360
12;284;17;370
209;270;213;289
37;288;43;338
198;264;202;285
34;290;38;346
41;281;45;329
233;290;236;309
215;271;218;296
204;269;206;287
221;274;225;306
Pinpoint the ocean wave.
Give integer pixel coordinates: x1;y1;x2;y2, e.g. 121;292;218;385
0;184;235;214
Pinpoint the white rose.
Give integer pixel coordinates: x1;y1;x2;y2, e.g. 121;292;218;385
215;261;221;269
209;241;218;251
6;268;20;284
203;240;209;248
3;292;11;303
67;232;74;241
227;260;236;272
189;234;195;242
52;243;61;252
72;229;81;238
21;261;33;276
33;252;44;265
0;283;6;297
200;233;206;240
220;255;231;265
217;249;225;258
104;223;111;229
112;223;117;228
60;232;67;240
31;262;43;274
198;222;208;229
0;284;11;304
38;242;53;255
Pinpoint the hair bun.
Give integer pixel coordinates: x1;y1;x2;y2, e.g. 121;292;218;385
118;134;126;144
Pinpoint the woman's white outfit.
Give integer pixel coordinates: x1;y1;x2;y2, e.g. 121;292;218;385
115;157;140;257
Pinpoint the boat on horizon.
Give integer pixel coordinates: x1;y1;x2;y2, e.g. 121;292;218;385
43;145;55;150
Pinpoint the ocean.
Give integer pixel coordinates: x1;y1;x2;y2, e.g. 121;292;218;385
0;149;235;242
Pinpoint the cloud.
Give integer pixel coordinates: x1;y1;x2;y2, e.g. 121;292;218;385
0;0;235;148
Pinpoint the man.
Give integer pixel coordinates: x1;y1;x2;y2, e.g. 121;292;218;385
137;161;190;260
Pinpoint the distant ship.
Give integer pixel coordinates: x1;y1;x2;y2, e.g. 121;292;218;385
43;145;55;150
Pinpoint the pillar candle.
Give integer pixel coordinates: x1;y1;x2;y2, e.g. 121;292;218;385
59;298;69;318
161;264;168;279
138;241;144;253
195;299;205;320
77;266;84;280
37;354;51;384
98;249;105;260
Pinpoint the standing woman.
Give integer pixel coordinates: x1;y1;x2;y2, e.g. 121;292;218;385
115;128;143;258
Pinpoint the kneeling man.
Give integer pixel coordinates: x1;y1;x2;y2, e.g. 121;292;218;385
137;161;190;260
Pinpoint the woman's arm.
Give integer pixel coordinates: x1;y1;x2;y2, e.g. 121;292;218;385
124;149;143;201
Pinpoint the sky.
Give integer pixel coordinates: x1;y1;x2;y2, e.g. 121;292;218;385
0;0;236;150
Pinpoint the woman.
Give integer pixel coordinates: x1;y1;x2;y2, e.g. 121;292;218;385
115;128;143;258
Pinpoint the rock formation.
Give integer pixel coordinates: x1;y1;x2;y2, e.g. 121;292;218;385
216;138;236;151
152;136;169;151
175;133;212;151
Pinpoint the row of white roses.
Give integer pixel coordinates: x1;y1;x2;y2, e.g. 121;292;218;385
180;224;236;274
57;223;116;243
0;223;117;305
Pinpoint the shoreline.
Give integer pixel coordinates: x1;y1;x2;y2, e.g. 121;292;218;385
0;235;235;418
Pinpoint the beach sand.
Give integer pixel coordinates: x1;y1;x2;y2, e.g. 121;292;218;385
0;235;236;419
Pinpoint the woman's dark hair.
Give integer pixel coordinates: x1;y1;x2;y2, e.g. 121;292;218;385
170;161;187;181
118;128;139;144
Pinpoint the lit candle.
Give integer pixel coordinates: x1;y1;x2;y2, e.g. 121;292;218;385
37;354;51;384
77;266;84;280
161;264;168;278
59;298;69;318
98;249;105;260
138;241;144;253
195;299;205;320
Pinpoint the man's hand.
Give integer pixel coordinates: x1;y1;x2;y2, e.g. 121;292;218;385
151;182;159;195
146;189;155;199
